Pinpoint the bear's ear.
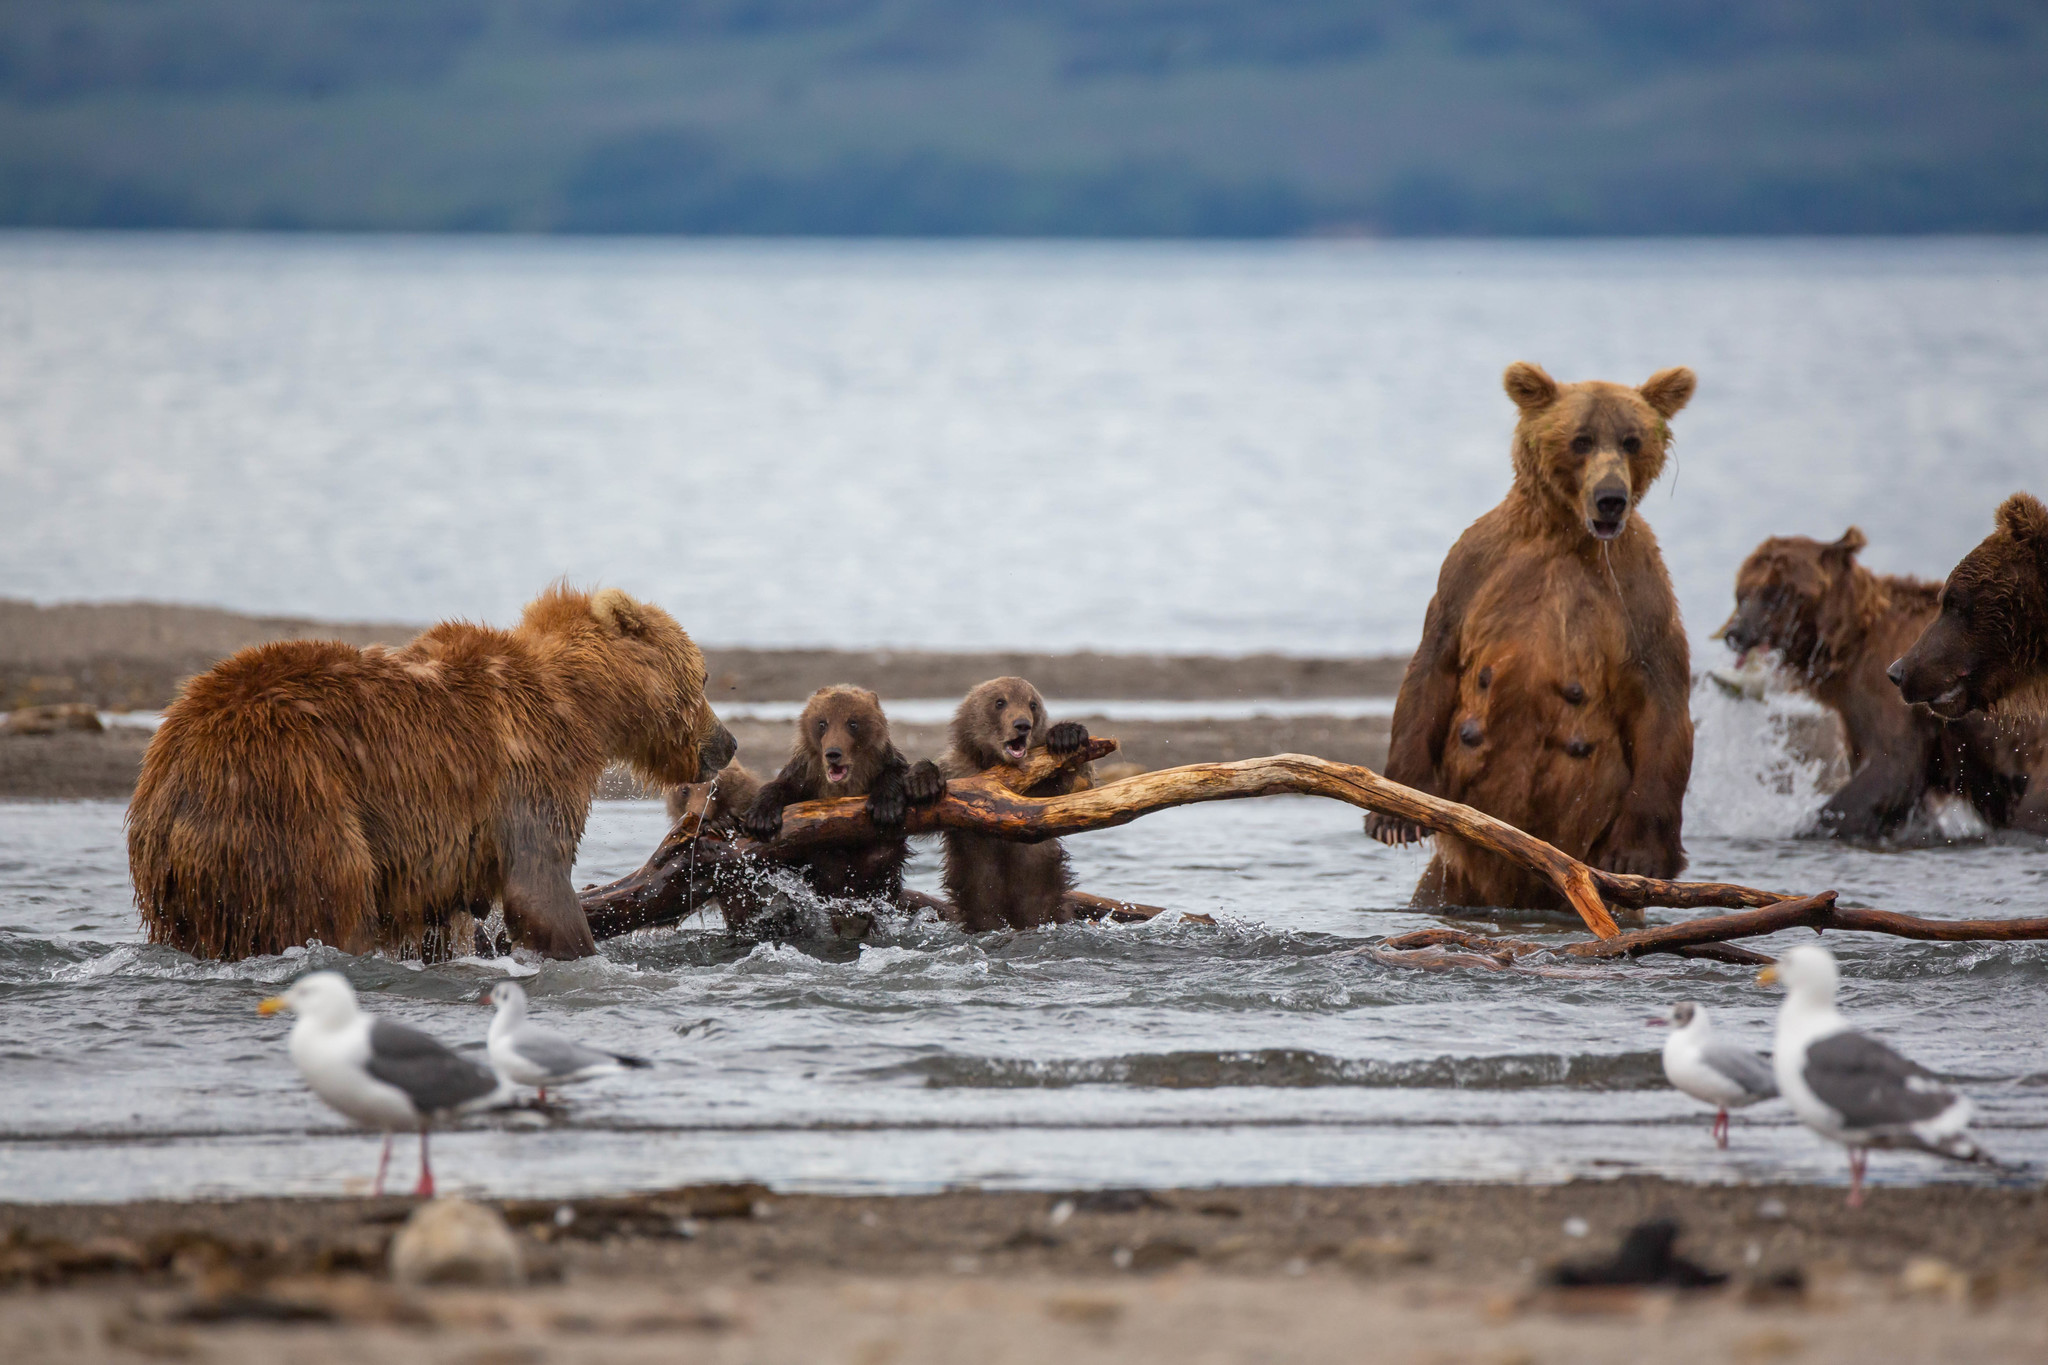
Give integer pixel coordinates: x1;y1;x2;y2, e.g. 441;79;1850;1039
1824;526;1867;562
1502;361;1557;413
1638;367;1696;419
1995;492;2048;550
591;587;651;639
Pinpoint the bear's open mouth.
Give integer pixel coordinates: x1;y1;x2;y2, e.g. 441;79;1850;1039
825;759;852;783
1002;736;1030;761
1589;516;1626;541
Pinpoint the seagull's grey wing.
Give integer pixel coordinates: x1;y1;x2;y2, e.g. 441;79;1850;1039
1803;1030;1955;1129
1700;1041;1777;1099
507;1025;619;1079
367;1019;500;1114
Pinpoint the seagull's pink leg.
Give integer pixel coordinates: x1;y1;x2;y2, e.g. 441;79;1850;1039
538;1087;548;1104
372;1133;394;1197
413;1127;435;1199
1846;1149;1867;1208
1714;1108;1729;1149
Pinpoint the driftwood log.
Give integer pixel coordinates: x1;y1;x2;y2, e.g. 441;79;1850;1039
576;741;2048;968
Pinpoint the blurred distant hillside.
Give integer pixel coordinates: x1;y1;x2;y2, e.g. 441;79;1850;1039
1;0;2044;235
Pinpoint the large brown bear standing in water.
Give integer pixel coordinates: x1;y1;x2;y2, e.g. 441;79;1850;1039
1721;527;2048;838
739;686;944;906
1369;361;1697;908
1893;492;2048;721
940;677;1094;932
129;586;735;961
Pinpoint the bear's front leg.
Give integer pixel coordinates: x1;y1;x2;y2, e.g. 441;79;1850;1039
502;858;598;959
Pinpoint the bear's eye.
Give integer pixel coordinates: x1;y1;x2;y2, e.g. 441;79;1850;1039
1029;700;1039;714
816;720;827;735
847;720;858;734
1621;435;1641;455
1570;434;1594;456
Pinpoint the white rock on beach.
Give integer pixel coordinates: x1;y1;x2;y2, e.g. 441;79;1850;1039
388;1197;524;1287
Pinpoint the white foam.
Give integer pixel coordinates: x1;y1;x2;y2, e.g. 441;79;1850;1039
1682;672;1837;839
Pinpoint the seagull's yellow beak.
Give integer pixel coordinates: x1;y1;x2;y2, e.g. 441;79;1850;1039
1755;965;1779;987
257;996;288;1016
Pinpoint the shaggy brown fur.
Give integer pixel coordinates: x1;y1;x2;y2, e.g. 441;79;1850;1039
939;677;1093;932
665;761;765;836
1721;528;2048;837
1369;361;1697;908
1894;492;2048;722
739;686;943;905
129;585;732;961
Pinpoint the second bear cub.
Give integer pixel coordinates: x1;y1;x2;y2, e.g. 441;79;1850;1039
940;677;1093;931
742;685;944;901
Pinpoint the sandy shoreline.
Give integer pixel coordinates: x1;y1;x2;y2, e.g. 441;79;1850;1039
5;1179;2043;1362
0;599;1406;799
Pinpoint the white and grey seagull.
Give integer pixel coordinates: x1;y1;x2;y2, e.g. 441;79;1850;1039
1760;943;1995;1207
259;971;504;1197
1655;1000;1777;1148
486;980;652;1103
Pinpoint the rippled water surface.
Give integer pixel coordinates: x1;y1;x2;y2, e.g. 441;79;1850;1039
4;234;2048;653
5;713;2046;1202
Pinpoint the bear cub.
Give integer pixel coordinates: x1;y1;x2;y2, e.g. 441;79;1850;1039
741;686;944;902
940;677;1093;932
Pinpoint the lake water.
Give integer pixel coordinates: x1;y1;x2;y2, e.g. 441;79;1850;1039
2;234;2046;1203
3;233;2046;654
3;684;2046;1203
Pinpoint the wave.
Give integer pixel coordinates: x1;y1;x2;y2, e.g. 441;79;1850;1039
881;1048;1667;1091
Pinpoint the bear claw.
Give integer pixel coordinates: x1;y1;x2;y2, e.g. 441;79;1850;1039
904;760;946;805
1047;722;1090;755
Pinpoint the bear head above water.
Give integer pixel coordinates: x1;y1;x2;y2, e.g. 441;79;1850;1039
1503;361;1695;545
1891;492;2048;719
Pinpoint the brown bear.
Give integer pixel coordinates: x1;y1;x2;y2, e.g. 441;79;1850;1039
1892;492;2048;721
128;585;733;962
736;686;944;909
1720;527;2048;838
939;677;1094;932
1367;361;1697;908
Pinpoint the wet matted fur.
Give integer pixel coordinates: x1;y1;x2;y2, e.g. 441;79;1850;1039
1894;492;2048;723
128;585;730;961
939;677;1093;932
1373;361;1697;908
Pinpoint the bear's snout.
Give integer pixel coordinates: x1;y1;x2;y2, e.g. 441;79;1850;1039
1587;476;1631;539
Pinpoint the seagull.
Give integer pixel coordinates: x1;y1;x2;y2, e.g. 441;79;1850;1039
1654;1001;1777;1148
1760;943;1994;1207
486;980;651;1103
258;971;503;1198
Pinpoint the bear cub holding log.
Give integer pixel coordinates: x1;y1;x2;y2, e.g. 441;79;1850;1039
940;677;1094;931
1721;527;2048;838
129;585;733;961
1894;492;2048;722
1371;361;1697;909
740;685;944;902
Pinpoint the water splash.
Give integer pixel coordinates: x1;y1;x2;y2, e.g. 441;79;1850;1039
1683;669;1841;838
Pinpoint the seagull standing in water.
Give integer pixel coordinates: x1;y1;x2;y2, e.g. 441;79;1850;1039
1760;943;1994;1207
486;980;651;1103
1655;1001;1777;1148
259;971;503;1197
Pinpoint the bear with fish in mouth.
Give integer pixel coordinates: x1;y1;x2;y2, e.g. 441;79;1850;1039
1720;526;2048;838
1893;492;2048;726
737;685;945;906
129;585;735;961
1368;361;1698;908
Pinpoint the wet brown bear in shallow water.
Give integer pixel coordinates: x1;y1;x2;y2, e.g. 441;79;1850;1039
1893;492;2048;722
128;586;733;961
739;686;944;904
1369;361;1697;908
1721;528;2048;838
940;677;1094;932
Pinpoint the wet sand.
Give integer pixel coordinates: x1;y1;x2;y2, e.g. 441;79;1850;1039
5;1180;2043;1363
0;599;1404;799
